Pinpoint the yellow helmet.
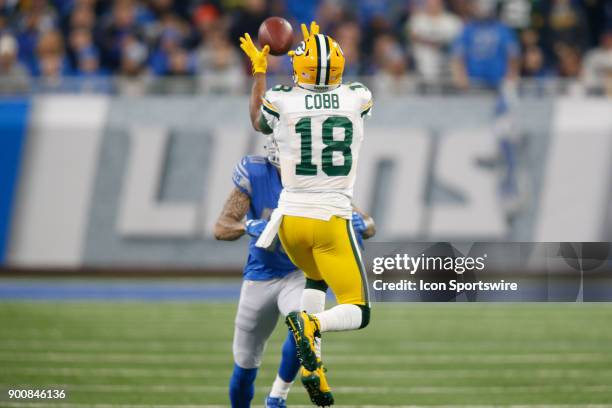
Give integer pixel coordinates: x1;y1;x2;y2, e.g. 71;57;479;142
289;23;345;88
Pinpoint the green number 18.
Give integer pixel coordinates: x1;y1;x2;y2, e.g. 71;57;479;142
295;116;353;176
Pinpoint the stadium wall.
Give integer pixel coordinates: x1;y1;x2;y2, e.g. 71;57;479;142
1;95;611;269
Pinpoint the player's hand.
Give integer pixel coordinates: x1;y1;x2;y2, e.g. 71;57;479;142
239;33;270;75
351;212;367;249
300;21;320;40
351;212;367;236
245;219;268;238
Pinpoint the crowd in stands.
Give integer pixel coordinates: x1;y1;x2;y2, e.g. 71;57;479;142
0;0;611;95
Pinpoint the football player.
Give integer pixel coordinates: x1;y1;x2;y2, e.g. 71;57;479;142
214;138;375;408
239;21;374;406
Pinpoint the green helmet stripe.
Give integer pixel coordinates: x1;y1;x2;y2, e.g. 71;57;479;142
324;36;331;85
314;35;322;85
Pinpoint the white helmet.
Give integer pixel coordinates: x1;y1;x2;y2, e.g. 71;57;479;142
264;135;280;168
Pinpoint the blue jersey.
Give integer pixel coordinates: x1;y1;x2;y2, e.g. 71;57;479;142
451;21;518;87
232;156;297;280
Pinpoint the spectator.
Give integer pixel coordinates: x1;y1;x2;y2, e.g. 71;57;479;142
150;15;197;93
541;0;589;56
357;0;392;28
73;46;113;92
16;0;59;74
582;29;612;95
167;48;194;75
192;3;221;41
21;0;58;28
536;0;589;79
36;29;70;90
75;44;100;74
499;0;532;30
149;0;189;21
151;47;196;94
370;32;411;94
150;22;195;76
522;44;547;78
0;10;7;32
68;27;99;71
116;34;151;95
0;33;30;94
316;0;345;34
230;0;269;43
520;30;552;79
0;0;608;94
358;0;393;60
583;0;612;49
68;3;96;31
0;1;18;15
97;0;140;71
333;21;363;80
447;0;472;20
450;0;519;89
197;23;244;94
134;0;166;43
283;0;320;27
555;43;581;78
407;0;462;83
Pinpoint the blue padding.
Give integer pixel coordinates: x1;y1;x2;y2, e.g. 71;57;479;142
0;99;29;264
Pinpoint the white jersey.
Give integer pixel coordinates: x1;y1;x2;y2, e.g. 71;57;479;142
260;83;372;220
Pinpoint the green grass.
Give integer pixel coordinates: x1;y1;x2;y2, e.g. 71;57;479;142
1;302;612;406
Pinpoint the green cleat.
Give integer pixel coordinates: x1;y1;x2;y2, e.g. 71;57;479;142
301;365;334;407
285;311;321;371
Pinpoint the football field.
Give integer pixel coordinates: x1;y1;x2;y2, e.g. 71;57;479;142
1;300;612;407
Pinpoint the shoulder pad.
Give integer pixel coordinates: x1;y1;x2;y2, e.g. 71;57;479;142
347;82;370;93
242;155;268;177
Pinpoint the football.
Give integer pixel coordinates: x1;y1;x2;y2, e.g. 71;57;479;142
258;16;294;56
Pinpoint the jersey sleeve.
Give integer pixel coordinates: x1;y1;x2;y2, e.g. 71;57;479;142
361;91;373;118
351;82;373;119
232;156;253;197
259;88;282;134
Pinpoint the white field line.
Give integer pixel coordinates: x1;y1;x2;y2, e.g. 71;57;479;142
5;366;612;380
1;352;611;364
4;384;612;395
3;321;601;336
1;339;610;352
4;404;612;408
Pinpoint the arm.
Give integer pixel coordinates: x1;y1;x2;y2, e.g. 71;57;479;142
450;31;469;89
504;27;521;82
505;56;519;81
239;33;269;132
249;73;267;131
214;187;250;241
504;29;520;82
352;206;376;240
451;57;469;89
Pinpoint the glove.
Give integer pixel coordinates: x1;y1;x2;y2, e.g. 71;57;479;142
239;33;269;75
245;219;268;238
351;212;366;249
351;212;367;236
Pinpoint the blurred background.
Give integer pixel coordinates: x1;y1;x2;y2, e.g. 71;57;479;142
0;0;612;95
0;0;611;272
